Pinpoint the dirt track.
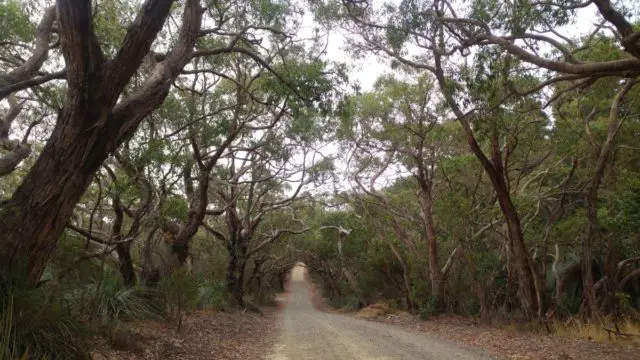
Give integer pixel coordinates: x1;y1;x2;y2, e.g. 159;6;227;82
268;265;494;360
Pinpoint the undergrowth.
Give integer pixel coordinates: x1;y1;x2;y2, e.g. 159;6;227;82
0;285;89;359
90;269;164;322
555;317;640;344
0;267;166;359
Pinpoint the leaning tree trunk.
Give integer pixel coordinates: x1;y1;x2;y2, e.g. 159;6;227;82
495;180;540;319
433;51;539;319
0;105;121;283
116;243;136;288
581;80;636;317
0;0;201;285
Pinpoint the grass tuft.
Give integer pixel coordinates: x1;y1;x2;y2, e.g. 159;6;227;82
0;285;90;359
555;317;640;344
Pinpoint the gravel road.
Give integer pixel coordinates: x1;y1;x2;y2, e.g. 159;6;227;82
268;265;494;360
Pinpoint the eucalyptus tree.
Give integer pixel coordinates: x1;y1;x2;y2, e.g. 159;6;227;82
0;0;320;286
0;1;59;179
550;56;640;313
202;99;332;305
343;74;462;309
310;0;640;319
65;155;153;287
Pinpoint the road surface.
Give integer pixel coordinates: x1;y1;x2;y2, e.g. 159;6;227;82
268;264;493;360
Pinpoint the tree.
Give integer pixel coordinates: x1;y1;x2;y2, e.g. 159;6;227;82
202;118;322;305
0;0;315;285
310;0;640;320
343;74;461;309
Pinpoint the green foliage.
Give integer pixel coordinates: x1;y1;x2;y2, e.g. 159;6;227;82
197;281;229;311
558;294;582;316
417;296;441;320
0;285;89;360
91;269;164;322
0;0;34;43
93;0;136;56
160;196;189;220
159;270;199;319
610;175;640;235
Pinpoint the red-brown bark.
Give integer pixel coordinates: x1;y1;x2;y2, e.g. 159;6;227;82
0;0;202;285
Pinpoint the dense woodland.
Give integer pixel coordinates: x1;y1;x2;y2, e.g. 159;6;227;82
1;0;640;357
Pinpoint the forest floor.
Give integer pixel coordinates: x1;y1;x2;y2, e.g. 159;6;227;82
91;307;280;359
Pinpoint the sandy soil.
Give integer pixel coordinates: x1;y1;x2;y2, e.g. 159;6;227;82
268;264;493;360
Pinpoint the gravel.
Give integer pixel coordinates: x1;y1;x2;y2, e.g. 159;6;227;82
268;265;494;360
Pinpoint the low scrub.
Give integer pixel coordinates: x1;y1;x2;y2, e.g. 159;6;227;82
198;281;229;311
91;269;164;322
0;286;89;360
555;317;640;344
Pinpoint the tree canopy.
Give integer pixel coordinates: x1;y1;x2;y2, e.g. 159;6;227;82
2;0;640;356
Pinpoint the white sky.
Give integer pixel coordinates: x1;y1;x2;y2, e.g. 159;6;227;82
292;1;611;197
315;6;603;92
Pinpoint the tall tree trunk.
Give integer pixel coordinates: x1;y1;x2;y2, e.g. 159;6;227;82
142;228;161;286
433;51;539;319
226;236;248;306
388;241;414;311
418;182;444;307
496;184;539;318
0;0;201;285
0;108;116;283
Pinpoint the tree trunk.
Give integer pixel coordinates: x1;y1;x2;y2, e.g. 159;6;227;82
418;183;444;308
582;186;600;316
581;80;636;318
496;185;539;319
0;0;201;286
116;243;136;287
387;241;414;311
226;238;248;306
141;228;161;286
433;50;538;319
0;106;116;283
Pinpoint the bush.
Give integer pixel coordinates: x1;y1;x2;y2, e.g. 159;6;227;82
417;296;440;320
197;281;229;311
91;269;164;322
0;286;89;359
159;270;199;330
558;294;582;316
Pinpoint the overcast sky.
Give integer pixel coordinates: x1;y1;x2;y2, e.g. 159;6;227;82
292;1;613;197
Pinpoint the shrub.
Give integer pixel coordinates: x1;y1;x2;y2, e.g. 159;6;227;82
0;286;89;359
197;281;229;311
418;296;441;320
558;294;582;316
159;270;199;330
91;269;164;322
